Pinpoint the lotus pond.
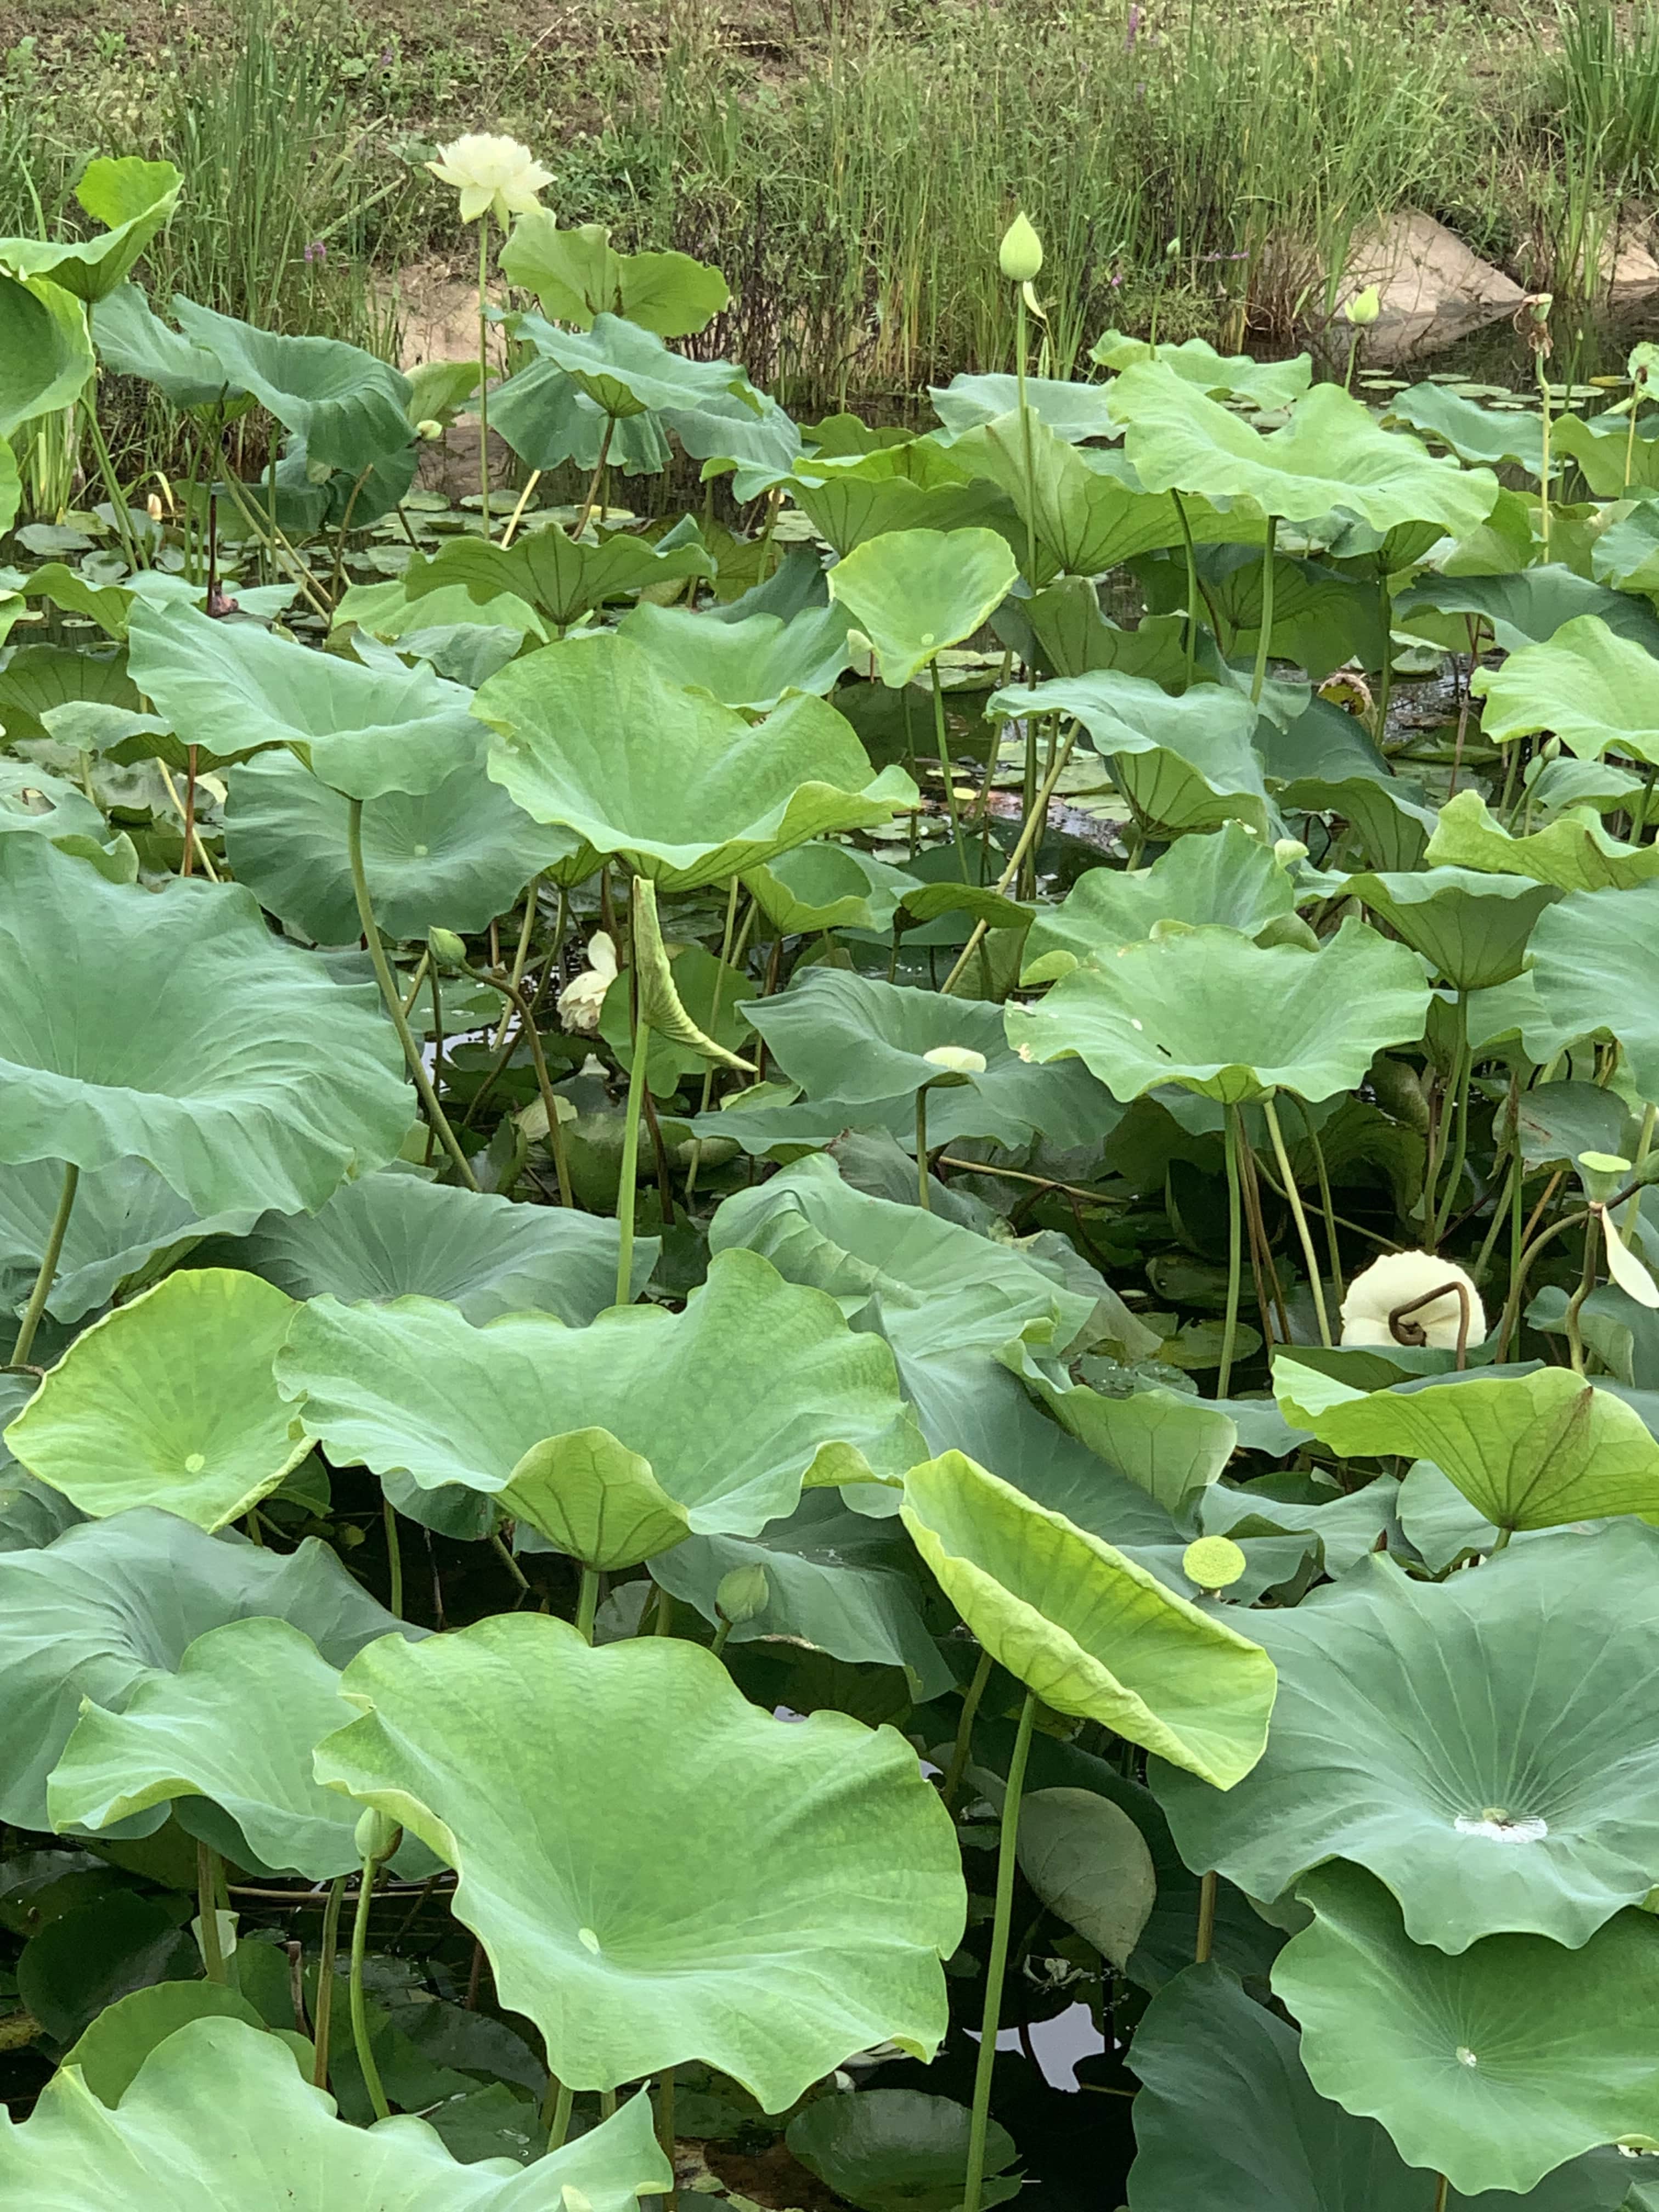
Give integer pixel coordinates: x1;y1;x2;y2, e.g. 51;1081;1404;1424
10;146;1659;2212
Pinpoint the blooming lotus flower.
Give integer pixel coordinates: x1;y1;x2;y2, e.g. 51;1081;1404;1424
556;933;617;1034
1339;1250;1485;1350
425;133;552;226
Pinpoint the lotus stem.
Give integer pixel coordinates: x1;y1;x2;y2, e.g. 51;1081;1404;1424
382;1494;404;1618
10;1160;78;1368
1171;489;1200;690
941;1648;994;1813
1262;1094;1331;1346
1015;285;1036;588
540;2076;574;2152
576;1565;602;1644
600;2089;618;2119
1430;992;1472;1249
501;471;542;549
1249;516;1277;707
916;1085;932;1211
940;719;1080;996
930;661;969;877
686;875;742;1206
349;1857;391;2121
1374;561;1396;744
1218;1110;1244;1398
1563;1211;1600;1377
615;989;651;1306
346;800;479;1190
460;961;573;1206
658;2067;679;2211
963;1686;1036;2212
311;1875;347;2090
1194;1870;1218;1963
477;217;493;536
1536;351;1552;562
1432;2177;1448;2212
198;1842;228;1985
574;416;617;540
1291;1092;1346;1306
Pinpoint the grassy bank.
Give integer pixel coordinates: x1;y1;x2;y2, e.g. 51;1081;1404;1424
4;0;1659;408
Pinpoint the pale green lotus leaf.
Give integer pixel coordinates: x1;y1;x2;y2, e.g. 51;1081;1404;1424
1396;565;1659;659
60;1983;269;2108
0;755;109;844
1276;1357;1659;1532
225;747;578;943
313;1613;965;2106
128;598;480;797
510;308;763;422
1471;614;1659;763
1006;918;1430;1105
0;844;408;1215
900;1451;1276;1786
500;212;729;337
47;1616;371;1878
0;1153;229;1329
998;1347;1237;1517
5;1270;306;1532
0;1509;410;1829
171;297;414;469
930;370;1123;441
0;160;181;302
500;1429;691;1568
1343;865;1559;991
825;528;1019;687
1273;1863;1659;2198
1388;381;1548;475
1023;821;1295;981
617;600;853;711
1091;331;1313;408
1108;365;1499;536
741;843;913;935
0;271;95;433
1425;786;1659;893
94;283;244;410
1530;881;1659;1096
279;1246;923;1538
788;447;1011;558
399;528;715;633
0;2013;670;2208
477;631;915;889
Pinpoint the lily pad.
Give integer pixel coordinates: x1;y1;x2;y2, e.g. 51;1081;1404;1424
313;1612;965;2106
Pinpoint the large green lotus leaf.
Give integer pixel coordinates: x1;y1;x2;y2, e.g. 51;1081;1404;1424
1091;330;1313;408
224;747;577;944
0;160;182;302
1198;1472;1401;1579
789;455;1013;560
1126;1961;1630;2212
1160;544;1388;682
1273;1863;1659;2198
511;309;763;421
0;272;95;433
47;1616;372;1878
477;631;915;889
900;1451;1275;1786
93;283;240;410
741;843;913;935
1109;364;1498;536
0;758;114;849
1276;1358;1659;1532
1425;787;1659;893
617;600;853;710
128;599;479;799
742;968;1115;1151
171;297;413;469
1530;881;1659;1096
998;1350;1236;1519
825;528;1019;686
1471;615;1659;763
399;528;715;633
489;356;675;476
1007;918;1430;1106
1395;566;1659;658
1343;866;1559;991
1154;1527;1659;1953
787;2089;1020;2212
0;2013;670;2209
929;370;1124;441
279;1246;923;1537
0;1509;410;1828
1387;382;1548;476
499;211;730;337
1553;407;1659;496
229;1171;652;1326
314;1612;964;2106
648;1489;953;1697
988;669;1273;837
0;839;407;1217
5;1269;307;1532
1017;1786;1156;1970
1023;822;1295;982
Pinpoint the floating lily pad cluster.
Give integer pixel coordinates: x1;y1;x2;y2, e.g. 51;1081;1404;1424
5;165;1659;2212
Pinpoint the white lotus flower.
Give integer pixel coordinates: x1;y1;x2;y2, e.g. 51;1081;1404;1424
556;933;617;1034
1339;1250;1486;1350
922;1045;988;1077
426;133;552;225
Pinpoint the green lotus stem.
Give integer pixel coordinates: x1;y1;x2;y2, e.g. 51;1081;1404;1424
1014;284;1037;588
1536;352;1552;562
1292;1092;1345;1306
540;2076;574;2151
573;415;618;540
489;1528;532;1597
1218;1110;1244;1398
930;662;969;878
615;990;651;1307
80;392;144;575
941;1647;994;1813
198;1842;228;1985
382;1494;403;1618
600;2089;618;2119
1639;1101;1658;1167
459;961;573;1207
1373;561;1396;744
1431;993;1474;1249
711;1618;733;1657
1249;516;1277;707
10;1160;77;1367
658;2067;679;2211
686;876;742;1206
1262;1094;1331;1347
492;876;543;1050
1496;1207;1591;1361
311;1875;347;2089
963;1686;1036;2212
477;216;493;536
1432;2176;1448;2212
916;1086;932;1211
1563;1211;1600;1378
1171;489;1200;690
349;1857;391;2121
653;1587;676;1635
939;720;1080;996
1194;1869;1218;1963
576;1564;602;1643
346;800;479;1191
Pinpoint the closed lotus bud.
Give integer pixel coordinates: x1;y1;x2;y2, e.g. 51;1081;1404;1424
146;492;165;522
427;927;469;973
354;1806;403;1865
1343;285;1381;328
1273;837;1308;867
416;417;444;441
1182;1536;1246;1593
921;1044;988;1080
998;211;1043;284
715;1564;770;1625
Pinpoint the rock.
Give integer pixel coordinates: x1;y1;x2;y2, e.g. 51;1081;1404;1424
1599;227;1659;300
1336;211;1525;366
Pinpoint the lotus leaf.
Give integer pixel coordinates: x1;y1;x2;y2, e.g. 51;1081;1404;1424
500;212;729;336
169;297;413;469
1000;1351;1237;1517
1425;786;1659;893
313;1613;965;2106
826;528;1019;686
510;309;763;421
1091;331;1313;408
1344;866;1559;991
741;843;913;934
0;270;95;433
1396;566;1659;657
929;371;1123;441
1016;1785;1157;1969
1388;382;1548;475
787;2090;1020;2212
0;159;181;302
1022;821;1295;981
1006;918;1430;1105
617;599;853;710
1530;881;1659;1093
399;528;716;633
1471;614;1659;761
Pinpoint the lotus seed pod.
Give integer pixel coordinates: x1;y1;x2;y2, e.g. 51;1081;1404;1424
354;1806;403;1865
1182;1536;1246;1592
715;1564;770;1624
998;211;1043;284
427;927;469;973
1343;285;1381;328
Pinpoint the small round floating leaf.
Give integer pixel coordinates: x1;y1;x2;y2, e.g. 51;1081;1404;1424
825;528;1019;687
787;2090;1019;2212
900;1451;1276;1787
1017;1786;1157;1969
313;1612;965;2108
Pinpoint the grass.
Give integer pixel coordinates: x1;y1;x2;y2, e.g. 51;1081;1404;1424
2;0;1659;410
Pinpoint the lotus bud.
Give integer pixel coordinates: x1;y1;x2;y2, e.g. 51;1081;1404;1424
1182;1536;1246;1593
1342;285;1381;328
1273;837;1308;867
715;1564;770;1625
998;211;1043;284
922;1045;988;1079
146;492;164;522
1529;293;1554;325
427;927;469;973
416;417;444;441
1339;1250;1485;1351
354;1806;403;1865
